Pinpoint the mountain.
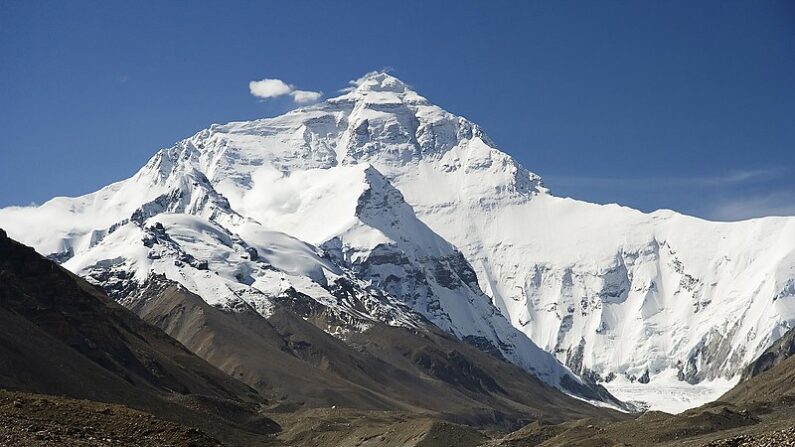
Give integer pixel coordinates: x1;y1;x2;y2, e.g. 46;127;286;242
0;91;605;404
0;228;280;445
2;71;794;412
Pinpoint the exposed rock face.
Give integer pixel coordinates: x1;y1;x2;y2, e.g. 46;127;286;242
719;324;795;407
740;324;795;381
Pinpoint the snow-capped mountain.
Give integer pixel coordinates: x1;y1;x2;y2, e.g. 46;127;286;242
1;72;793;412
0;72;614;406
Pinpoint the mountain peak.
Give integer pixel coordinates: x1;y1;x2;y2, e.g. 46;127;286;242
351;71;410;93
334;71;427;105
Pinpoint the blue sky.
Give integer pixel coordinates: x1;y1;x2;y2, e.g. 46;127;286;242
1;1;793;220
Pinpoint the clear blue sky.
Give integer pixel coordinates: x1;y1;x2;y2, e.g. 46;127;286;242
1;1;793;220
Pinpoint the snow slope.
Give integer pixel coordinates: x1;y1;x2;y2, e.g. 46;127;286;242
2;71;793;411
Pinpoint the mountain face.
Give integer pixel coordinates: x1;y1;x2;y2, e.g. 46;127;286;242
1;72;794;412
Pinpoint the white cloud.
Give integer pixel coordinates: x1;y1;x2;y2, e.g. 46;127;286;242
248;78;322;104
290;90;323;103
249;79;292;99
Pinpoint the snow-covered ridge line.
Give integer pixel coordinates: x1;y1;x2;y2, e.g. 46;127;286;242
1;71;793;411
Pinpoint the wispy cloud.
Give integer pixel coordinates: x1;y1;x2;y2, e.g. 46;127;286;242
248;78;322;104
543;168;793;221
544;168;784;191
708;191;795;221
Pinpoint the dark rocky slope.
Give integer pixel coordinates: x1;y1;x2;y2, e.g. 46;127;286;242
0;228;279;446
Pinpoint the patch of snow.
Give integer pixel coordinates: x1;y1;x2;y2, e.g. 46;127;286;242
604;371;738;414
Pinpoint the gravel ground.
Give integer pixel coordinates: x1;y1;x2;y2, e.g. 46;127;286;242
0;390;223;447
701;426;795;447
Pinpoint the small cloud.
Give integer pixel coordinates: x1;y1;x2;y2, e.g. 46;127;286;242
249;79;292;99
249;78;322;104
290;90;323;103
